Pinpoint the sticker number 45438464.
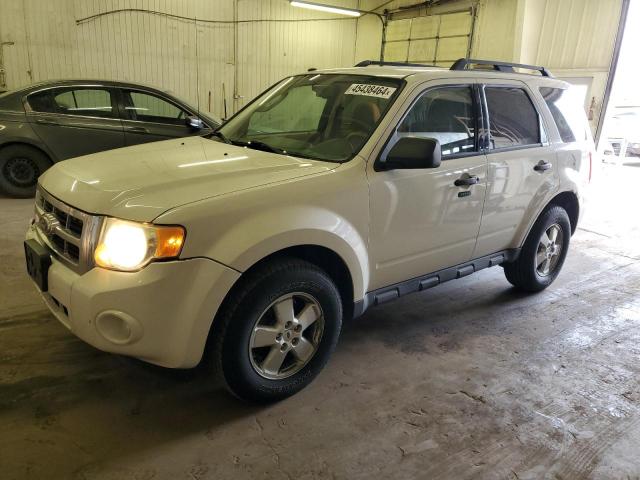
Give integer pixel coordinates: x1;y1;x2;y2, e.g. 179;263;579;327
345;84;397;99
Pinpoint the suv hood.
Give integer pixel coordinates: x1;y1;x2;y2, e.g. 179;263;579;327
39;136;335;221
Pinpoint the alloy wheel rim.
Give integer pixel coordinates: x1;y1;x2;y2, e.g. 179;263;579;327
249;292;325;380
5;157;38;187
536;223;563;277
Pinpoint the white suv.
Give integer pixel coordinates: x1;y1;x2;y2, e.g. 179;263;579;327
25;59;593;402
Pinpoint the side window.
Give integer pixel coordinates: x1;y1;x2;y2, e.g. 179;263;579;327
124;90;187;125
248;85;327;134
540;87;587;143
398;86;476;157
485;87;541;149
29;88;115;118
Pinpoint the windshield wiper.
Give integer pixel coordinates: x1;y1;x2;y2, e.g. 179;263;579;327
234;139;286;155
206;134;314;159
207;130;232;144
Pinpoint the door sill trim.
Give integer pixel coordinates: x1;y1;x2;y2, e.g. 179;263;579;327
353;249;520;318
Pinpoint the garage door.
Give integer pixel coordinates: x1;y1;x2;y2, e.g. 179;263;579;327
383;9;474;66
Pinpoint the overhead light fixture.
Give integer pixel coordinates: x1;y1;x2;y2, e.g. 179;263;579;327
289;1;362;17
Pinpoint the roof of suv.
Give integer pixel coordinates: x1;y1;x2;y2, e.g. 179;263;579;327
313;59;569;88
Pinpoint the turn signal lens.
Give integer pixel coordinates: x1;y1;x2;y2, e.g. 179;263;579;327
155;226;185;258
94;218;185;271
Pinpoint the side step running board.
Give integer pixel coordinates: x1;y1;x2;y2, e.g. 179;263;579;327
353;249;520;317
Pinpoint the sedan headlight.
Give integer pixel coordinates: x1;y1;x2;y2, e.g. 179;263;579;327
94;218;185;271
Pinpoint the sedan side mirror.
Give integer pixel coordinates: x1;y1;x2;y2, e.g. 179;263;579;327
381;136;442;170
186;116;204;130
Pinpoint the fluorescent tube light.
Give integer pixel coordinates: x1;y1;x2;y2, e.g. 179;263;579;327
290;1;362;17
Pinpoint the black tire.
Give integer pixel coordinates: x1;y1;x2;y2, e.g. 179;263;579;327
504;205;571;292
0;145;52;198
210;258;343;403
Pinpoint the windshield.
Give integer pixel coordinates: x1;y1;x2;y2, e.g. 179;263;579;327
217;74;403;162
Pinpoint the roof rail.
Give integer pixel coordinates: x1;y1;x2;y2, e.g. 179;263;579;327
355;60;438;68
450;58;553;77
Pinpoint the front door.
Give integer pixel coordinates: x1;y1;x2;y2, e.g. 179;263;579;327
368;82;488;290
119;89;198;146
26;86;124;160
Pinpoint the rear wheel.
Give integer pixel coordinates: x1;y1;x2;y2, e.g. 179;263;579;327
210;258;342;403
504;205;571;292
0;145;52;198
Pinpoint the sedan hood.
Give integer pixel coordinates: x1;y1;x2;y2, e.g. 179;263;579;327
39;136;335;221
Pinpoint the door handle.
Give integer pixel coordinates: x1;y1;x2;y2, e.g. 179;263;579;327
534;161;552;172
36;118;59;126
454;175;480;187
126;126;149;133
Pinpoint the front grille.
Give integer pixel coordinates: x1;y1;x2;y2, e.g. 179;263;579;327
34;187;102;273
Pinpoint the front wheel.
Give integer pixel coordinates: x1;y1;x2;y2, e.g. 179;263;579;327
504;205;571;292
210;258;343;403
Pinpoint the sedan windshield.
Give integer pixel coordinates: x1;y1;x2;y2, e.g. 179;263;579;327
216;74;403;162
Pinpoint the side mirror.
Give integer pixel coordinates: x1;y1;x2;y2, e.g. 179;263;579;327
381;136;442;170
186;116;204;130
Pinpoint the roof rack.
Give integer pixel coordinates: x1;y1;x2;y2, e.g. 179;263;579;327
354;60;438;68
450;58;553;77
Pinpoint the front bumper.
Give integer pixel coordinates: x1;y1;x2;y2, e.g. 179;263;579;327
26;225;240;368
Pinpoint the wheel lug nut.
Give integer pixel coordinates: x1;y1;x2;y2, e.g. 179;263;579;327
276;333;282;341
285;321;292;329
294;325;302;333
281;343;288;351
292;338;299;346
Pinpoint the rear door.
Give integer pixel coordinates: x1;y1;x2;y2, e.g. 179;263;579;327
119;89;200;146
26;86;124;160
473;80;559;258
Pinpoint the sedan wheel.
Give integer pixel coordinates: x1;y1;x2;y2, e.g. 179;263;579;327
0;145;52;198
5;157;39;187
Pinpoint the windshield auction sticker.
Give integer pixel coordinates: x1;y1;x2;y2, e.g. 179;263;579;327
345;84;397;99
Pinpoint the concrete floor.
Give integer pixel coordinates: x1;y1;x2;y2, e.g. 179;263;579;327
1;162;640;480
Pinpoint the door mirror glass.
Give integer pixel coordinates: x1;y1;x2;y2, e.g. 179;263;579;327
383;136;442;170
186;115;204;129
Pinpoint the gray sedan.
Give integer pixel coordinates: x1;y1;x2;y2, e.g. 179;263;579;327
0;79;220;197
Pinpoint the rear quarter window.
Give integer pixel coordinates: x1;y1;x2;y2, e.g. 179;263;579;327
539;86;588;143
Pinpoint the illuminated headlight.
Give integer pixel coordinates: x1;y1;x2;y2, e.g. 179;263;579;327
94;218;185;271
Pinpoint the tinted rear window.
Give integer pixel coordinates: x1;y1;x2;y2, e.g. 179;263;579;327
28;87;115;118
540;87;587;143
485;87;541;149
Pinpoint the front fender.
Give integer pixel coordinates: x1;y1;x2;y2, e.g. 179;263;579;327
214;206;369;301
155;161;371;301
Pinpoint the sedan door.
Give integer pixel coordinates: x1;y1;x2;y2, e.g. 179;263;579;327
26;86;125;160
119;89;203;146
368;82;488;290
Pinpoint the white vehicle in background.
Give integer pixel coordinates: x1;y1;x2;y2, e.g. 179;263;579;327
25;58;593;402
604;107;640;158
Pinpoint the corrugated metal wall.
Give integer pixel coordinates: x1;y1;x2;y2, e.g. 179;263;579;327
0;0;623;126
0;0;359;117
522;0;622;70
